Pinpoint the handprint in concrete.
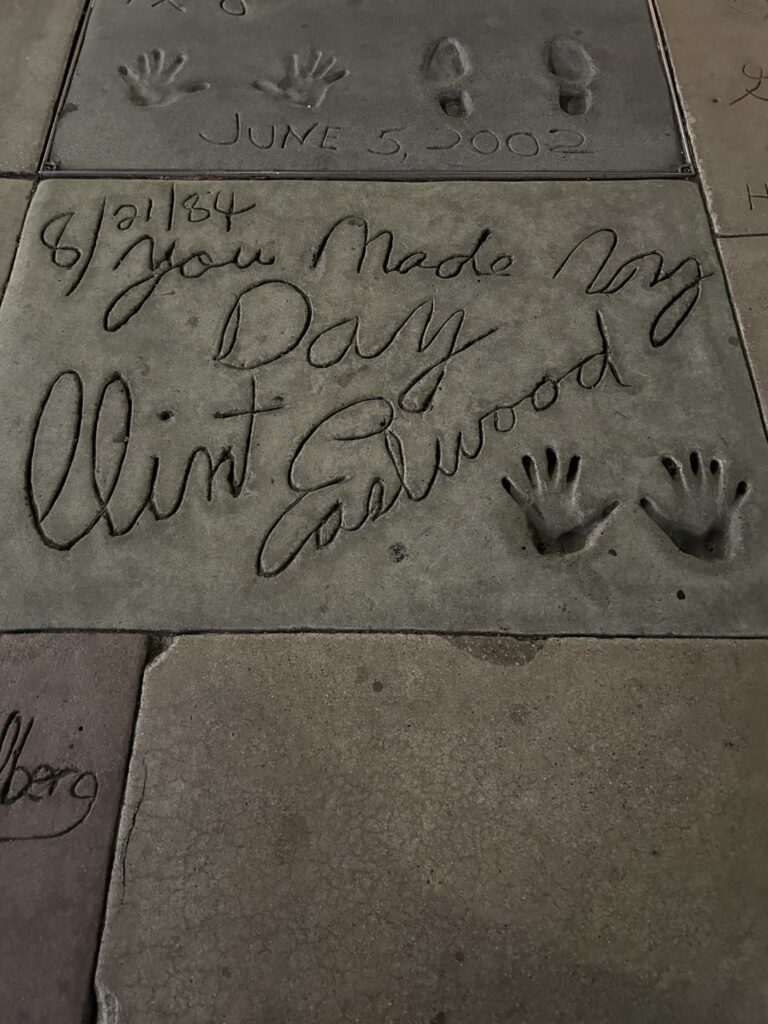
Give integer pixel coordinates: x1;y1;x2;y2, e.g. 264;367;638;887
118;50;209;107
640;451;750;559
502;448;619;555
254;50;348;109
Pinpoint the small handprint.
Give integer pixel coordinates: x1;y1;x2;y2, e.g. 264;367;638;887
501;448;619;555
118;50;209;107
640;451;750;560
254;50;348;109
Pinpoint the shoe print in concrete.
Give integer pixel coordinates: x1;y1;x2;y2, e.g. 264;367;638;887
0;179;764;635
45;0;686;176
0;633;146;1024
94;633;768;1024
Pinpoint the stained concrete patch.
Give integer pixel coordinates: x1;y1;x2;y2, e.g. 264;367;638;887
47;0;685;176
0;633;146;1024
0;0;86;173
94;633;768;1024
719;236;768;419
0;179;33;298
0;178;765;635
448;634;545;667
656;0;768;234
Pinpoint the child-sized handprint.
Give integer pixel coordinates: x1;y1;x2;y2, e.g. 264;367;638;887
253;50;348;108
501;448;619;555
118;50;209;107
640;451;750;560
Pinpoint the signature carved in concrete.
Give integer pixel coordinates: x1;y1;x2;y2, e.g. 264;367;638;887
0;711;98;842
27;192;713;582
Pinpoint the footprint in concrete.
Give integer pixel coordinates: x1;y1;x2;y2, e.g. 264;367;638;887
501;448;619;555
118;50;209;107
640;452;750;560
422;36;473;118
547;34;597;115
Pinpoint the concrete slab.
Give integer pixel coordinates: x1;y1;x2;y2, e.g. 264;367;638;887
94;633;768;1024
0;633;146;1024
719;236;768;420
46;0;686;176
0;178;765;635
0;0;86;174
0;179;33;299
656;0;768;235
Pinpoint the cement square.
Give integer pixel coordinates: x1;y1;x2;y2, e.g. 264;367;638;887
0;633;146;1024
94;634;768;1024
0;178;765;635
719;236;768;421
46;0;686;176
0;0;87;174
0;179;33;297
656;0;768;235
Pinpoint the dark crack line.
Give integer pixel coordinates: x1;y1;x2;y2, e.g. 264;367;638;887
119;758;147;905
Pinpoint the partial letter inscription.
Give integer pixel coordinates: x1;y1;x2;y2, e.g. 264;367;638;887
47;0;686;175
0;634;145;1024
0;178;765;634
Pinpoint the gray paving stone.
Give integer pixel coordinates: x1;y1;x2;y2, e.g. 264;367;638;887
0;179;33;297
0;0;86;173
719;236;768;421
0;178;765;635
656;0;768;235
46;0;686;176
0;633;146;1024
94;633;768;1024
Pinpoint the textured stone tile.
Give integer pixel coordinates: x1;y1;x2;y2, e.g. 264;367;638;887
719;236;768;421
656;0;768;235
0;179;33;296
0;0;86;173
95;633;768;1024
47;0;686;176
0;178;765;634
0;633;146;1024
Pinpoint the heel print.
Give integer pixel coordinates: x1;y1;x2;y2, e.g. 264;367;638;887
548;35;597;115
422;36;473;118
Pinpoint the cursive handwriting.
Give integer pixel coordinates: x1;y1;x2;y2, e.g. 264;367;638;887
312;215;514;279
0;711;98;842
256;309;628;576
27;372;281;551
553;227;706;347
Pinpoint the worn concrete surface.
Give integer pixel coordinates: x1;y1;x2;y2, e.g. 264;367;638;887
656;0;768;235
0;633;146;1024
94;633;768;1024
48;0;685;176
719;236;768;420
0;179;33;297
0;0;86;173
0;178;764;634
